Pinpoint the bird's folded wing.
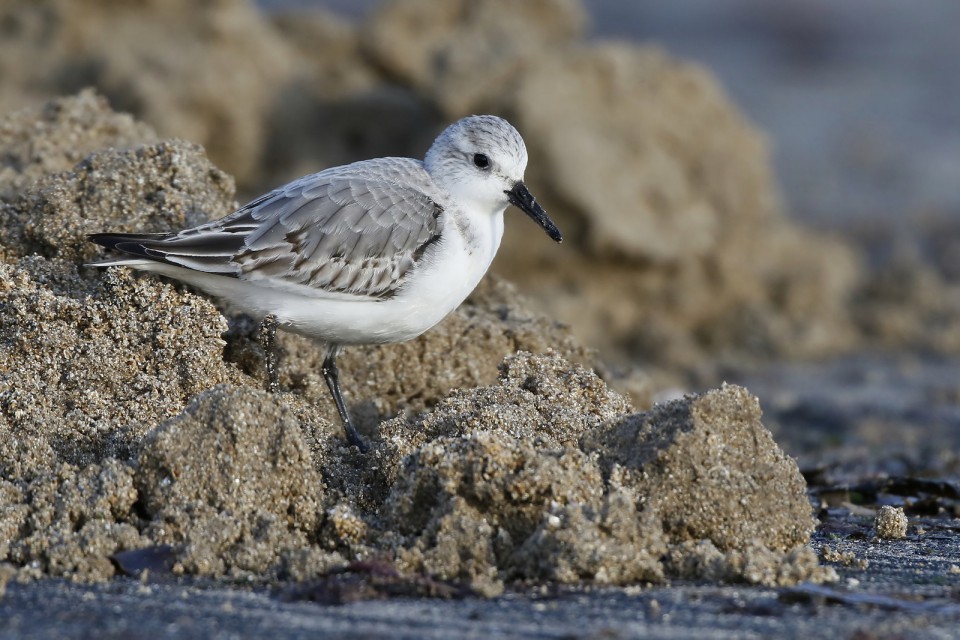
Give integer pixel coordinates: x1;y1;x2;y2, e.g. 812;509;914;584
97;162;444;301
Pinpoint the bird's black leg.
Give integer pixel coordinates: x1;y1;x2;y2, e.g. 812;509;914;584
259;314;280;394
321;346;370;452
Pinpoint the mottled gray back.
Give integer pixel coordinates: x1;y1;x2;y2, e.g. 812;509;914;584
147;157;444;300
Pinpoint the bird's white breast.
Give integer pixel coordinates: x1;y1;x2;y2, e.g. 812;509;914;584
246;204;505;344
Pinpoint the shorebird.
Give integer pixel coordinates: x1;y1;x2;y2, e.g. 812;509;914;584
90;115;562;451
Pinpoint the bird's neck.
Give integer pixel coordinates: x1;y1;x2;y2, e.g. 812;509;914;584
449;204;506;266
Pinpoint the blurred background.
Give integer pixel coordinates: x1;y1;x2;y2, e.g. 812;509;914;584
266;0;960;233
2;0;958;467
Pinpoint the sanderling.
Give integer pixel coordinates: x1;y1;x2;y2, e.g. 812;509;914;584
89;115;562;451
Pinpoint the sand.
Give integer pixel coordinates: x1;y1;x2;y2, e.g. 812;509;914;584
0;93;831;593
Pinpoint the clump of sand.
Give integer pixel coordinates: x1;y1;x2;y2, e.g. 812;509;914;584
0;89;157;205
137;387;328;577
371;364;830;592
0;0;296;185
583;383;815;553
0;94;235;263
0;95;246;477
874;506;908;540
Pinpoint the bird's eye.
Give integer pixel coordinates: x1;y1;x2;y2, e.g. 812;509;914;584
473;153;490;169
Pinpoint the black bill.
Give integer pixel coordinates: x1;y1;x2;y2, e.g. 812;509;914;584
506;182;562;243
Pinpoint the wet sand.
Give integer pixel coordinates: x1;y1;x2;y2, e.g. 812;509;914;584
1;504;959;639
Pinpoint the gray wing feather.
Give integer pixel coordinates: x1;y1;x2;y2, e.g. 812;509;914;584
163;158;444;300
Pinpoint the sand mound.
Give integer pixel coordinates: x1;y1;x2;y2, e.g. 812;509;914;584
584;383;815;553
136;387;327;577
371;363;827;592
0;91;831;590
0;90;157;204
0;0;295;184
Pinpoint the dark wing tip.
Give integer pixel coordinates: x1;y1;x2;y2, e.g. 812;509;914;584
88;232;166;259
88;232;122;249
